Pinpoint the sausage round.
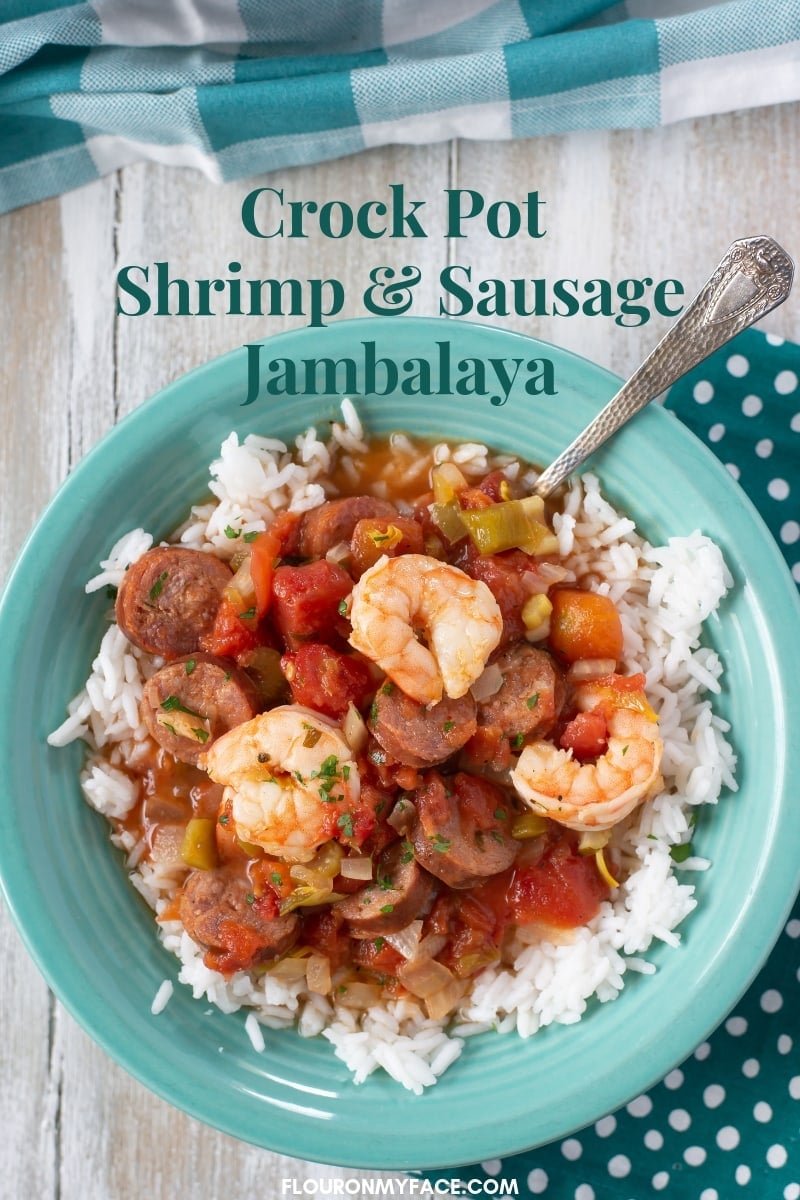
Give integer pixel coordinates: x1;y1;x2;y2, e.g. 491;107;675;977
299;495;398;560
179;867;299;966
141;652;261;764
334;840;435;936
477;644;565;741
410;771;518;889
116;546;232;658
369;685;477;769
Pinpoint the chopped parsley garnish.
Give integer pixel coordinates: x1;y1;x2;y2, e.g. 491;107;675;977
490;830;504;845
400;841;414;864
369;700;379;723
184;658;197;675
374;937;385;951
162;722;176;736
243;531;260;543
218;814;230;826
381;682;394;695
670;843;692;863
337;599;348;617
494;808;506;820
223;671;231;682
342;764;351;781
380;904;394;914
192;728;210;744
161;695;202;718
337;812;355;839
378;874;393;891
510;733;524;750
148;570;168;602
526;693;540;709
443;720;455;733
622;744;629;756
224;525;241;539
270;872;283;885
238;606;256;621
429;834;451;853
245;893;255;906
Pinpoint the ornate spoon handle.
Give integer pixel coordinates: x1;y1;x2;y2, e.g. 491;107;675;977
533;235;794;499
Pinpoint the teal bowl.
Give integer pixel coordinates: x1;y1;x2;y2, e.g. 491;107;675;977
1;318;799;1170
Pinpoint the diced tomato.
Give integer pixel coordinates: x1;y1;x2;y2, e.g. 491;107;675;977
350;937;405;976
508;834;609;928
203;919;271;975
302;908;350;971
249;528;282;618
214;798;250;864
350;516;424;578
454;772;508;832
271;560;353;649
548;588;624;665
269;510;303;558
559;710;608;760
462;725;512;772
281;643;374;719
201;596;262;659
576;672;656;722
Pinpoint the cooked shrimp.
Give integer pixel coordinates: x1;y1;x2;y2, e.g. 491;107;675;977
347;553;502;705
199;705;361;862
510;700;663;833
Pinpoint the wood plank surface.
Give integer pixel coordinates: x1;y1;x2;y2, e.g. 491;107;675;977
1;104;798;1198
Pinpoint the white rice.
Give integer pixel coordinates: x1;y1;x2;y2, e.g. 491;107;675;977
49;407;737;1094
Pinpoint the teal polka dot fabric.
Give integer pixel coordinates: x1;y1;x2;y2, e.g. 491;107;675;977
424;330;799;1198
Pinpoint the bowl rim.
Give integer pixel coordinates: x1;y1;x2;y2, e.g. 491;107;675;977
1;315;799;1170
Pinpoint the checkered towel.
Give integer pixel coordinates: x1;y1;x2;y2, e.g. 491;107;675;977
1;0;799;213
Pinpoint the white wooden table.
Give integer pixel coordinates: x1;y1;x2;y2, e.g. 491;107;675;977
1;104;798;1197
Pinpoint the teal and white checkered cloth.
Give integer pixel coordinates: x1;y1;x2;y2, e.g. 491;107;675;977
1;0;799;214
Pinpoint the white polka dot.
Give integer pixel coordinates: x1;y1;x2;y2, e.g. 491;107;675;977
781;521;800;545
685;1146;708;1167
725;462;741;480
699;1187;716;1199
693;380;714;403
768;1145;789;1169
575;1185;595;1200
761;988;784;1013
793;563;800;583
742;393;764;416
594;1115;616;1138
664;1068;684;1090
736;1164;751;1185
743;1058;760;1078
791;411;800;432
787;919;800;938
482;1160;502;1176
652;1172;670;1191
694;1042;712;1062
756;437;774;457
768;477;790;500
789;1075;800;1099
727;354;750;377
704;1084;726;1109
726;1016;748;1036
784;1184;800;1200
561;1138;582;1161
627;1095;653;1118
778;1035;793;1055
645;1130;664;1151
668;1108;691;1132
608;1155;631;1179
775;369;798;394
754;1101;773;1122
708;422;726;442
527;1167;548;1193
766;332;785;346
717;1125;741;1150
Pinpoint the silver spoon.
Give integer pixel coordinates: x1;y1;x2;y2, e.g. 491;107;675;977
533;235;794;499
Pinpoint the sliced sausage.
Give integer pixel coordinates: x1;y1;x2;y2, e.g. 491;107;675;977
369;685;477;769
478;644;565;741
334;840;436;936
299;495;398;560
116;546;232;658
179;867;299;970
141;652;261;765
410;771;518;889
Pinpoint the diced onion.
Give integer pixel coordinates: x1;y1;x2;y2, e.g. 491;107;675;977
339;856;373;880
387;797;416;833
397;957;455;999
578;830;610;855
306;954;332;995
424;978;467;1021
431;462;468;503
384;920;423;960
343;702;368;753
415;933;447;961
268;957;310;981
595;847;620;889
325;541;351;565
469;662;504;702
226;556;255;607
336;981;382;1009
521;593;552;632
567;658;617;683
